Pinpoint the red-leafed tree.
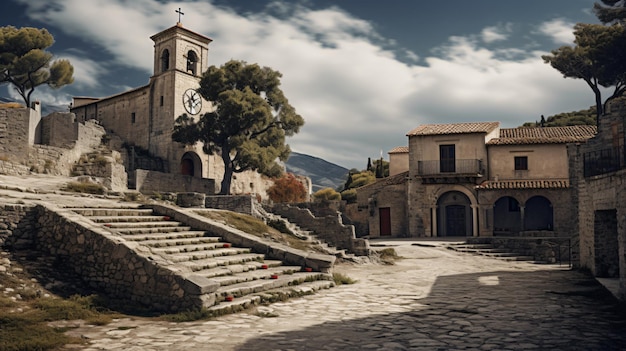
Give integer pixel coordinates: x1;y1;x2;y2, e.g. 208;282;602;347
267;173;308;203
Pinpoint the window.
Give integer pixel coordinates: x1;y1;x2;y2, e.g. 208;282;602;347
161;49;170;72
160;96;164;106
439;144;455;173
186;50;198;75
131;112;136;124
514;156;528;170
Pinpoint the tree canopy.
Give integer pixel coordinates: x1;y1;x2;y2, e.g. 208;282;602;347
542;23;626;122
594;0;626;24
521;107;596;127
172;60;305;195
0;26;74;107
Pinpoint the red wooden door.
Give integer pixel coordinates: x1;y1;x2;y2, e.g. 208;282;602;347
379;207;391;236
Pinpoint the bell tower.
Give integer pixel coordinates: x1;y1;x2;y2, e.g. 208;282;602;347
148;22;212;176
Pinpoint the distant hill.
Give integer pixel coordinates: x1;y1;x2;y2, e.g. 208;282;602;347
285;152;349;192
521;107;596;127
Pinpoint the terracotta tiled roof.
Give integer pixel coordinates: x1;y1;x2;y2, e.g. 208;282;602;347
487;125;596;145
388;146;409;154
476;179;570;190
407;122;500;136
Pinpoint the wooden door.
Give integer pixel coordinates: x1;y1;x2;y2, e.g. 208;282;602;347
379;207;391;236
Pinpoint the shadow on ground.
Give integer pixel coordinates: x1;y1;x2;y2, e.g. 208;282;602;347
237;269;626;351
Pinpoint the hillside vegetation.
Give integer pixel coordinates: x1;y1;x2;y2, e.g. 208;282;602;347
521;107;596;127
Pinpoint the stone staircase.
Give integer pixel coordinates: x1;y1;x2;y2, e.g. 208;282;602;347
447;243;535;262
68;206;335;314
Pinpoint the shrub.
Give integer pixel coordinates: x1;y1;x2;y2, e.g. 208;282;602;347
313;188;341;202
267;173;308;203
340;188;357;204
63;182;105;195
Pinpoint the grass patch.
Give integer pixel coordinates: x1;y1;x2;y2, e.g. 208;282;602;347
197;210;311;251
63;181;105;195
0;294;118;351
377;247;401;265
332;272;357;285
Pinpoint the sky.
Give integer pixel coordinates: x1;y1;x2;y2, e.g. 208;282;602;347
0;0;602;170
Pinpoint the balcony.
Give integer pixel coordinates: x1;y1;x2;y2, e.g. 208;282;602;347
418;159;483;184
583;146;626;177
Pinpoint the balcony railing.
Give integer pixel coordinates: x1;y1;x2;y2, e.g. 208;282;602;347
583;146;626;177
418;159;482;176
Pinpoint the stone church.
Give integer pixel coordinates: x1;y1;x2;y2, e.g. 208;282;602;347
70;22;268;195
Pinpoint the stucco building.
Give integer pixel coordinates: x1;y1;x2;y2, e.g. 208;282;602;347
356;121;596;239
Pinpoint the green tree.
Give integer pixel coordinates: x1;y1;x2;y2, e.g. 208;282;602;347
594;0;626;24
0;26;74;107
172;60;304;195
543;23;626;123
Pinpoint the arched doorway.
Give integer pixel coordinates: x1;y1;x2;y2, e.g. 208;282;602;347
524;196;553;230
180;152;202;177
437;191;473;237
493;196;521;235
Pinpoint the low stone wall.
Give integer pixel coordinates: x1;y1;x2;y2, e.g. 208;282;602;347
134;169;215;195
270;203;370;256
0;160;31;176
0;203;37;247
10;203;215;313
149;204;336;272
205;195;254;215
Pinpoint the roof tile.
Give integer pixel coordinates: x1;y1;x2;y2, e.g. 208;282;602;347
487;125;596;145
407;122;500;136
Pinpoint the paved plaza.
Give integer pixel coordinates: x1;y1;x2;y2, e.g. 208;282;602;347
60;240;626;351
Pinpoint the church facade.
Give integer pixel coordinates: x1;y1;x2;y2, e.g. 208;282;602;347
70;23;266;195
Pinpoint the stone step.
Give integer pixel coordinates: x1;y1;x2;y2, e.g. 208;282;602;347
450;244;493;250
69;208;152;217
206;280;334;315
101;221;185;229
131;236;222;247
215;272;330;301
192;260;285;279
209;265;303;287
156;247;248;261
112;226;194;234
120;231;214;242
180;253;266;271
89;215;172;223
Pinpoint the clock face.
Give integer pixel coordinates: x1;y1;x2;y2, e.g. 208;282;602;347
183;89;202;115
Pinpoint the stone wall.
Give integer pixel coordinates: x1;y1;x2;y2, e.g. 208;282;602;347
354;173;408;238
16;203;214;313
0;106;40;162
467;236;572;264
0;203;37;247
134;169;215;194
41;112;78;148
569;96;626;300
270;203;370;256
205;195;254;214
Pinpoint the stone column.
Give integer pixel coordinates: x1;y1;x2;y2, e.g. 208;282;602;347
520;206;525;232
431;206;438;237
472;205;478;237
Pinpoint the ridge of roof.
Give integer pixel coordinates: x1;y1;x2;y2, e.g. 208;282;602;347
407;122;500;136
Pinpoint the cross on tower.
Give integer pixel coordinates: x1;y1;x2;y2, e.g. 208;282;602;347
176;7;184;24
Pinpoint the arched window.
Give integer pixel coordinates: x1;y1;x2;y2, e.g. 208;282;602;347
161;49;170;72
186;50;198;75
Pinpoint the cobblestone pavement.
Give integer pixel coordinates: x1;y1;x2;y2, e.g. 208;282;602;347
59;241;626;351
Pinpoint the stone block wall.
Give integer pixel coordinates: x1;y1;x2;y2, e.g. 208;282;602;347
0;203;37;247
205;195;254;215
7;203;214;313
0;107;36;161
134;169;215;194
41;112;78;148
270;203;370;256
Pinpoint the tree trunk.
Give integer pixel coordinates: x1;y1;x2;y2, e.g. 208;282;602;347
219;148;233;195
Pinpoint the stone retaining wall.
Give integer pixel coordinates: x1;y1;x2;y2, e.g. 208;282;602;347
270;203;370;256
205;195;254;215
3;203;215;313
467;236;572;264
0;203;37;247
134;169;215;195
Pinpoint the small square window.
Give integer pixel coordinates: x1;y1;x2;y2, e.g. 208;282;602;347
514;156;528;170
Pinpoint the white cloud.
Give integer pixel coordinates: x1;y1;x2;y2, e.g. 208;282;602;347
481;24;511;43
55;53;108;89
537;18;576;45
13;0;596;169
